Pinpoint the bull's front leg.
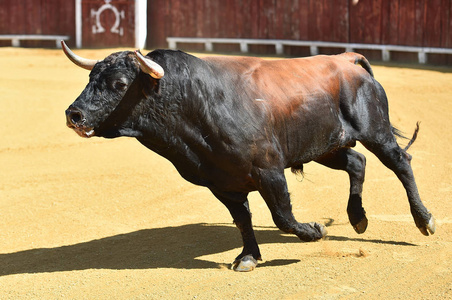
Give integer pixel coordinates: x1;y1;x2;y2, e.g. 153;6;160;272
252;167;327;242
210;190;262;272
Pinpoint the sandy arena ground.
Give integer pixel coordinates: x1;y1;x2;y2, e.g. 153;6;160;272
0;47;451;299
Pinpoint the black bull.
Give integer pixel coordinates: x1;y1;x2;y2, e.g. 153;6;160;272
61;41;435;271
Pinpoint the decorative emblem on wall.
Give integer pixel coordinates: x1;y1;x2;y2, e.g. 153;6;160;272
91;0;125;36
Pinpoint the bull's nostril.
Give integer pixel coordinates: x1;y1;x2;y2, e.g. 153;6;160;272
70;112;82;124
66;108;84;126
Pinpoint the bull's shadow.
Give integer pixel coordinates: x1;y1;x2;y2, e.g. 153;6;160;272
0;222;417;276
0;223;302;276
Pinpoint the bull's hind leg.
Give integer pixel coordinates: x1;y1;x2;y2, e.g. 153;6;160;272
315;148;368;233
361;134;435;236
252;168;327;242
211;190;261;272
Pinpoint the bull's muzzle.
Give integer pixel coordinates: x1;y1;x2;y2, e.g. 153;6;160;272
65;107;95;138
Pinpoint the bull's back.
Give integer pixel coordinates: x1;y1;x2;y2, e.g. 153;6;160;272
251;56;369;163
203;54;372;165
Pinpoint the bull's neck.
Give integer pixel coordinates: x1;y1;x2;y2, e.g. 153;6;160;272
135;75;211;151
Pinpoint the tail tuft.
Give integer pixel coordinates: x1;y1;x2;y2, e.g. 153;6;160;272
404;122;420;151
393;122;420;151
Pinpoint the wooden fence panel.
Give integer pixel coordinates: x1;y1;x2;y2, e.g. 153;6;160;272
350;0;382;44
331;0;350;42
426;0;452;64
235;0;252;38
414;0;426;47
0;0;139;48
297;0;310;41
307;0;325;42
0;0;450;63
41;0;76;37
448;0;452;48
0;0;75;47
249;0;275;53
146;0;451;64
440;0;451;47
424;0;442;47
146;0;169;50
387;0;400;45
286;0;301;40
81;0;135;48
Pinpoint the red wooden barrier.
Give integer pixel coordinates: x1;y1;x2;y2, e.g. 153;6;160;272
146;0;452;64
0;0;450;64
0;0;75;47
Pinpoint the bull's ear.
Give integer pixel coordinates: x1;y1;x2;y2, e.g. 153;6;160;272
134;50;164;79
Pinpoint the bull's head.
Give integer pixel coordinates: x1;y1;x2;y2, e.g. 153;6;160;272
61;41;164;138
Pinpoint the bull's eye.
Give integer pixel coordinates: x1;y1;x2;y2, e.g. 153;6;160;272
114;80;128;91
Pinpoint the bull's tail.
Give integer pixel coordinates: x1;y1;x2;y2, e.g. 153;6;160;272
340;52;374;77
392;122;420;151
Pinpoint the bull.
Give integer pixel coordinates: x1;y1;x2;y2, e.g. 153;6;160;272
61;41;435;271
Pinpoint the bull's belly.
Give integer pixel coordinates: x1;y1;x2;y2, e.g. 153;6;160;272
283;115;347;166
162;148;257;193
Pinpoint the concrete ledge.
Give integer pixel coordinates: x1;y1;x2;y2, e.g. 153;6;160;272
167;37;452;64
0;35;70;48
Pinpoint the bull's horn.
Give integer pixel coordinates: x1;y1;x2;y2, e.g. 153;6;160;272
61;41;99;71
134;50;164;79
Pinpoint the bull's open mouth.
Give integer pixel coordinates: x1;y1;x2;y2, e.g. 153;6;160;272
69;125;95;138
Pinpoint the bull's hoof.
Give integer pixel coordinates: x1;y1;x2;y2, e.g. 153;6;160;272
231;254;258;272
418;215;436;236
352;215;368;234
309;222;328;239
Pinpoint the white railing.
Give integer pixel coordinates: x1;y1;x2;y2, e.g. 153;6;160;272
0;35;70;48
167;37;452;64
